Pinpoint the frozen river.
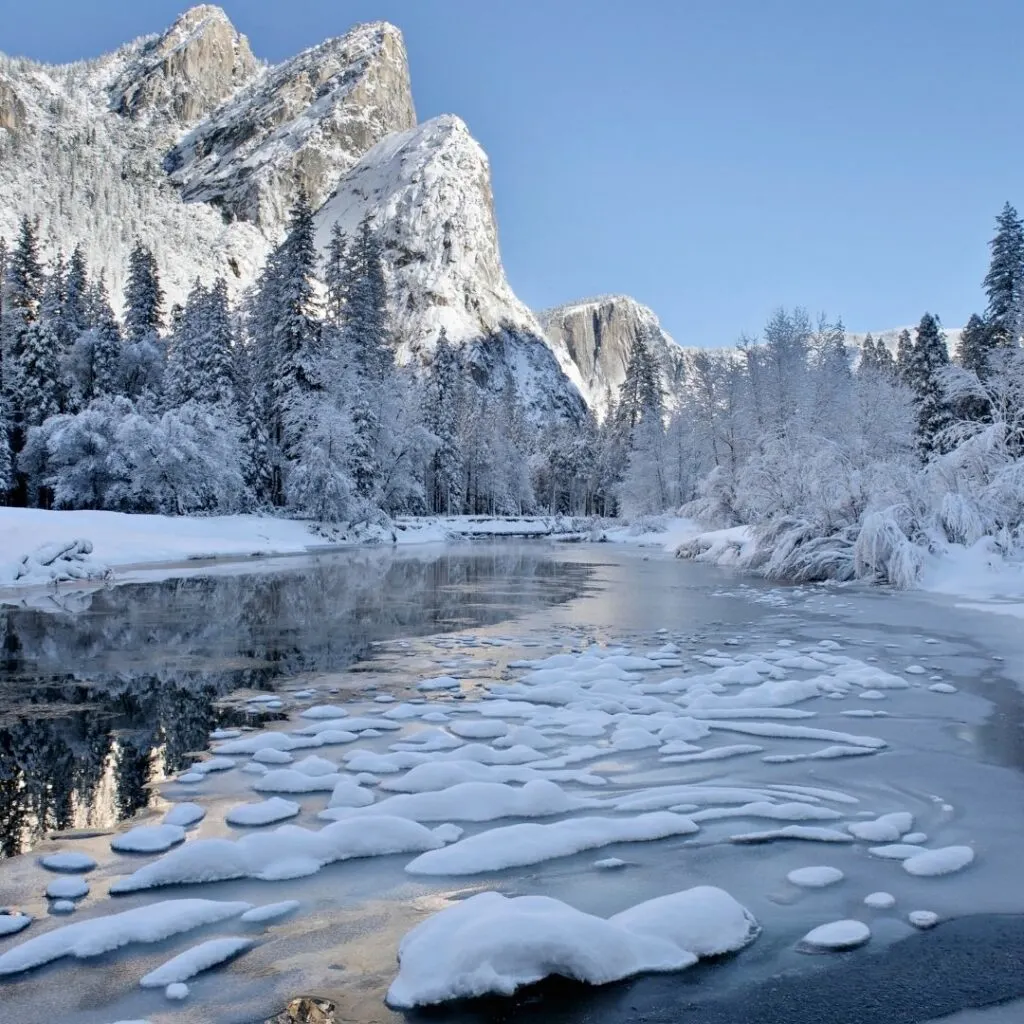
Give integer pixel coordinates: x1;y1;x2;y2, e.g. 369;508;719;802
0;543;1022;1024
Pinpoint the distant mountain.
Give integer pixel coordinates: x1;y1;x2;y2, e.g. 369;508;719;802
847;326;963;358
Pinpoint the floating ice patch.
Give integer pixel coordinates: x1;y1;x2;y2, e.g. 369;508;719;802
327;779;375;808
905;666;926;675
253;770;341;794
909;911;939;929
392;728;464;752
210;729;242;740
930;683;958;694
701;722;886;748
904;832;928;844
0;913;31;937
903;846;975;877
448;720;508;740
864;892;896;909
111;825;186;854
291;755;340;777
406;813;699;876
692;802;841;824
417;676;462;692
45;877;88;900
662;744;764;764
300;717;400;735
299;705;349;720
226;798;301;827
323;780;591;825
163;803;206;828
240;900;300;924
0;899;252;976
140;936;255;988
213;732;325;755
377;761;536;793
110;818;444;892
385;886;757;1008
252;748;294;765
841;710;888;718
763;745;880;764
798;919;870;952
40;852;96;873
869;844;927;861
847;813;914;843
787;866;844;888
190;757;235;775
731;827;854;845
594;858;627;870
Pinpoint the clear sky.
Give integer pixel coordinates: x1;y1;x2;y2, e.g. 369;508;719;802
3;0;1021;346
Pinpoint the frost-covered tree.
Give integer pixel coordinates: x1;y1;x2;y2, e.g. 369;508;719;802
323;223;349;324
983;202;1024;347
344;213;391;385
957;313;992;378
896;328;915;383
124;242;164;345
423;329;464;514
909;313;952;458
615;326;663;433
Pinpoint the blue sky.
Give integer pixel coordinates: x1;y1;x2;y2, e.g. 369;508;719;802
4;0;1021;346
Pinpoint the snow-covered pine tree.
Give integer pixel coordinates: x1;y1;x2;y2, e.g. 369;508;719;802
896;328;915;383
121;242;166;401
615;325;663;434
957;313;992;377
910;312;952;458
64;244;91;337
165;279;205;408
344;212;392;385
424;328;464;514
323;223;349;325
89;275;124;399
983;202;1024;347
196;278;237;408
252;190;323;505
858;333;878;375
875;339;896;378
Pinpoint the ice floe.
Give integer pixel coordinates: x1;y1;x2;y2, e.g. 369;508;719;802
798;919;871;952
139;936;255;988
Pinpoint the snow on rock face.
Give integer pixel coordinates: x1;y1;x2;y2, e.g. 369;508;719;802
167;21;416;230
538;295;690;419
387;887;757;1008
314;115;587;422
110;6;259;124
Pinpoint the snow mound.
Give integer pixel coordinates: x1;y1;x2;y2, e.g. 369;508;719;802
1;538;109;587
0;913;32;937
405;813;699;876
787;866;844;888
798;919;871;952
111;824;187;854
903;846;975;877
140;936;255;988
240;901;300;924
0;899;252;976
163;803;206;827
226;798;301;827
39;852;97;873
864;892;897;909
386;886;757;1008
110;817;444;891
45;877;89;900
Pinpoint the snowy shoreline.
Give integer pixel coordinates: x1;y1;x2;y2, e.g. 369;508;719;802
0;509;595;592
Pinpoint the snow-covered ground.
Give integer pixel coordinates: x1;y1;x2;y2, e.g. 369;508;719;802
0;509;590;591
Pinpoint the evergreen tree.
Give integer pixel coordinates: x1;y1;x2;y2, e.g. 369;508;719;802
64;244;90;336
196;278;236;407
89;276;123;398
896;328;915;383
956;313;994;379
875;339;896;377
344;213;391;384
858;333;878;375
323;223;349;324
910;312;952;458
983;202;1024;346
124;242;164;344
424;328;464;514
615;326;663;433
165;279;206;407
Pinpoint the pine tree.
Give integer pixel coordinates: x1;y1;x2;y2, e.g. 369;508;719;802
124;242;164;344
323;223;349;324
197;278;237;407
875;340;896;378
858;333;878;375
615;326;663;433
64;244;90;336
424;328;464;514
896;328;915;383
344;213;392;384
983;202;1024;346
910;312;952;458
165;279;205;407
89;276;123;398
956;313;993;378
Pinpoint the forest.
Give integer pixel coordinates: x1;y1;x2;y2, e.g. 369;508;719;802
3;197;1024;588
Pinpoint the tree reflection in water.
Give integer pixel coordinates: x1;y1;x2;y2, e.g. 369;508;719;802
0;546;592;857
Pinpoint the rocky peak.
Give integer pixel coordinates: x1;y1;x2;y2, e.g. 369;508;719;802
166;21;416;236
314;115;586;422
539;295;686;417
0;77;26;131
110;5;259;124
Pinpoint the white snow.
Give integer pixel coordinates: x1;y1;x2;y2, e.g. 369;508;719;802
0;900;252;976
162;803;206;827
225;798;301;827
111;824;186;854
730;826;854;844
798;919;871;952
45;877;89;900
39;852;97;873
909;911;940;929
864;892;897;909
386;886;757;1007
252;748;295;764
847;812;914;842
0;914;32;937
240;901;301;924
903;846;975;877
166;983;189;1000
405;813;699;876
110;817;444;891
139;936;255;988
252;769;342;793
787;866;844;888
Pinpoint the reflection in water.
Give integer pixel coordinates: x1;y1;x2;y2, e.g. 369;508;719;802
0;547;593;857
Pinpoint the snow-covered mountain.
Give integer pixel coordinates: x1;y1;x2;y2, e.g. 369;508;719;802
314;117;586;420
0;6;584;419
538;295;689;418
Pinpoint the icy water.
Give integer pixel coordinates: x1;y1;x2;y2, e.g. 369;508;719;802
1;544;1023;1024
